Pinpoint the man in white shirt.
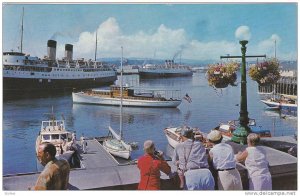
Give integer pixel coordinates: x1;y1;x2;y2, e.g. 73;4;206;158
208;130;243;190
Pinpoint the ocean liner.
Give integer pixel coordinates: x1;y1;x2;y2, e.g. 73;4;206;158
3;40;117;93
3;9;117;93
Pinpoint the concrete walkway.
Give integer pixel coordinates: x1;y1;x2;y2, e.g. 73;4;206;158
3;138;298;190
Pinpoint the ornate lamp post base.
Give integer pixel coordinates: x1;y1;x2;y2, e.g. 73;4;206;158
231;125;250;145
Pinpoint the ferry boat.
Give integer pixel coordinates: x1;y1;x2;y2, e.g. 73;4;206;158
3;40;117;93
3;9;117;93
35;113;76;161
138;60;193;78
72;85;182;108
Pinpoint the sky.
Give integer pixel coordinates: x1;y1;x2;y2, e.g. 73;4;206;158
2;3;298;61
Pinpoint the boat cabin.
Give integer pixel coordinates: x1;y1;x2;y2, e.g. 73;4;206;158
40;120;73;144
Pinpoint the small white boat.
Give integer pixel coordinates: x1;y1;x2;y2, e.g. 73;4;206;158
72;86;182;108
36;114;76;161
164;125;212;148
102;126;132;159
261;97;297;112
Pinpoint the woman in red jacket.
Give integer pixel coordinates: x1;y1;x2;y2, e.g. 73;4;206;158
137;140;171;190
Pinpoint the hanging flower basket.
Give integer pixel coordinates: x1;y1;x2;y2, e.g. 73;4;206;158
206;61;239;88
248;58;280;86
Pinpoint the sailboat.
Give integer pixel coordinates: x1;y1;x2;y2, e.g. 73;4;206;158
102;46;132;159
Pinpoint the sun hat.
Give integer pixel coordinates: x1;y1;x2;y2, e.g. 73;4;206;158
207;130;222;142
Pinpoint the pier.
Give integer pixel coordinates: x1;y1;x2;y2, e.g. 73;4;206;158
3;137;297;190
258;71;297;96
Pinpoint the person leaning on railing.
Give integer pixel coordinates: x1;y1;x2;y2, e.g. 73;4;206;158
235;133;272;190
207;130;243;190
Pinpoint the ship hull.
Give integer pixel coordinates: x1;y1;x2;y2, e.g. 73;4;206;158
72;92;182;108
139;69;193;78
3;76;117;92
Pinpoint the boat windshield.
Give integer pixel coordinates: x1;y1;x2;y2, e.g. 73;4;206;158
61;134;67;140
52;134;59;140
42;134;51;141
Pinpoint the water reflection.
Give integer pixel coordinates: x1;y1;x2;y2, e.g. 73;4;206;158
72;104;181;125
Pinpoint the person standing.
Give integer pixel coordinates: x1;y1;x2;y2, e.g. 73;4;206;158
236;133;272;190
80;134;86;153
207;130;243;190
30;142;70;190
137;140;171;190
172;128;215;190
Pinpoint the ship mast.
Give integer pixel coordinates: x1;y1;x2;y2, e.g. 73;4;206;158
95;31;98;61
120;46;123;138
274;40;277;59
20;7;24;53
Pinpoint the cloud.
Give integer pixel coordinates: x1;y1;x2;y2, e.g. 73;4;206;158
235;26;251;41
255;34;280;58
52;18;294;61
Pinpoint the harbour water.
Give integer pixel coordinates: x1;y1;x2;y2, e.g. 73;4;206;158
3;72;297;175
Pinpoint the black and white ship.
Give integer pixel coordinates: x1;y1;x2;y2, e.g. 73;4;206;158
3;8;117;93
3;40;117;93
138;60;193;78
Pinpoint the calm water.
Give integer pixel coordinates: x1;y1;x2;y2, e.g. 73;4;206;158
3;72;297;175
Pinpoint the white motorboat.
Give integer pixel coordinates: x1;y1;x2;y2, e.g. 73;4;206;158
36;113;76;161
261;95;297;113
102;47;132;159
164;125;212;149
72;86;182;108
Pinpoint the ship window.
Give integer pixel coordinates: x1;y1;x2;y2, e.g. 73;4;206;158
52;134;59;140
16;60;19;62
5;60;7;62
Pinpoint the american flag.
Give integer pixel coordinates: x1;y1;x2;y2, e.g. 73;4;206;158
183;93;192;103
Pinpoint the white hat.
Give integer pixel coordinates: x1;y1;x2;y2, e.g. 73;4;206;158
143;140;154;150
207;130;222;142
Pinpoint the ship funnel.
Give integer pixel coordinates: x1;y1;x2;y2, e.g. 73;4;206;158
65;44;73;61
47;40;57;61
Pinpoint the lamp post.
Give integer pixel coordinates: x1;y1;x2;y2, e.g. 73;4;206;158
220;40;266;144
232;40;250;144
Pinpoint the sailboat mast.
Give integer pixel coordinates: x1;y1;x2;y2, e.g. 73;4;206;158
120;46;123;138
274;40;277;59
95;31;98;61
20;7;24;53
